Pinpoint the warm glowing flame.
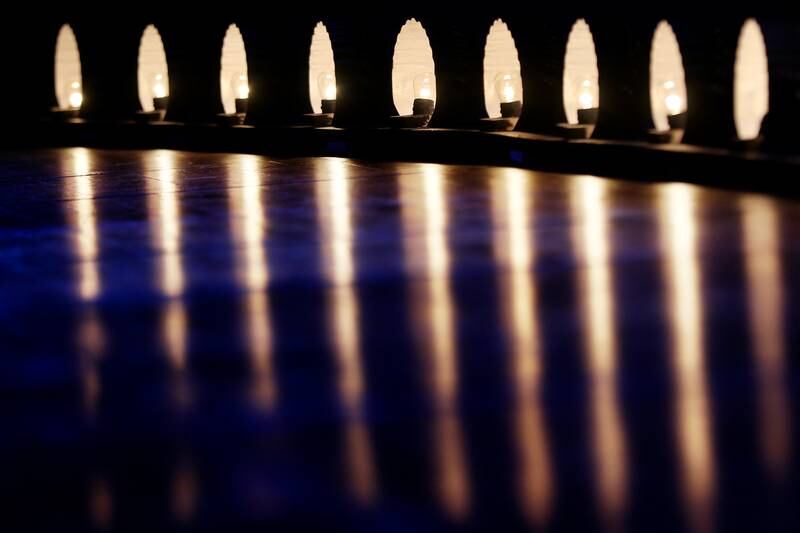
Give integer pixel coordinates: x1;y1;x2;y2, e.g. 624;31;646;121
236;74;249;100
660;183;715;533
153;74;167;99
69;81;83;109
496;73;517;104
502;84;516;104
414;72;435;100
666;93;684;117
318;72;337;101
579;79;594;109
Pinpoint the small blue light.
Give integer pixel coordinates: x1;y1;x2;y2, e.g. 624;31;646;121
326;141;348;155
509;150;524;163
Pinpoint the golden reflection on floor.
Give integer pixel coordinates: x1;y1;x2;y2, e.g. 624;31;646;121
315;158;377;505
62;148;105;417
571;176;628;527
227;154;276;411
146;150;190;409
401;164;470;521
741;195;791;483
490;168;553;526
660;184;715;533
171;457;198;524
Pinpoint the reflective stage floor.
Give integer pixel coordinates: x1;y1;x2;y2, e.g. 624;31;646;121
1;149;799;532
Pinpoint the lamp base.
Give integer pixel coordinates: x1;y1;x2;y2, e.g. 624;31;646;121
305;113;334;128
500;100;522;118
556;122;594;139
732;137;762;151
216;113;246;126
136;110;166;123
50;108;80;121
320;99;337;114
646;129;674;144
234;98;249;115
479;117;518;132
577;107;599;125
412;98;435;117
667;111;687;130
390;98;435;129
153;96;169;112
389;114;432;129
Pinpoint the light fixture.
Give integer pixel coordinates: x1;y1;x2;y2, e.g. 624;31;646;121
481;20;523;131
578;79;594;110
233;73;249;114
413;72;435;101
577;79;598;125
68;81;83;109
390;19;436;128
411;71;435;120
317;71;336;114
662;80;687;130
152;73;169;115
649;21;688;141
494;72;522;118
153;74;167;99
218;24;249;126
137;25;170;122
665;94;683;117
561;18;599;135
54;24;82;120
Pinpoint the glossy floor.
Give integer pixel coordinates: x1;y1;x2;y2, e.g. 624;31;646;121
1;149;798;532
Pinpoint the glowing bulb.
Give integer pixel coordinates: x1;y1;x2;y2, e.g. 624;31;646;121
413;72;435;100
317;72;337;101
68;81;83;109
152;73;167;99
578;80;594;110
665;94;683;116
233;74;249;100
494;73;519;104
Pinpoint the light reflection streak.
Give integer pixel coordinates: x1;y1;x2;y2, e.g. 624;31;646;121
227;155;275;411
63;148;105;416
571;176;627;526
88;475;113;529
145;150;190;407
490;168;552;526
400;164;470;520
315;158;377;504
171;457;198;523
659;184;715;533
741;195;790;482
70;148;101;301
